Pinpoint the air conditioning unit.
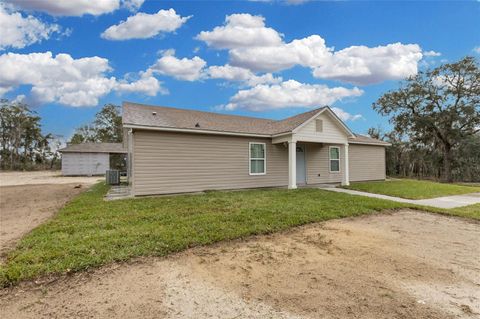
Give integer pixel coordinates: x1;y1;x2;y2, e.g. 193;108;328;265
106;170;120;185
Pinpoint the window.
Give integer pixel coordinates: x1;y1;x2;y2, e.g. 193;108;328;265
316;119;323;132
249;142;266;175
329;146;340;172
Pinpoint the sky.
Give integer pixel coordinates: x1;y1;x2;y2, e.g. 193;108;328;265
0;0;479;140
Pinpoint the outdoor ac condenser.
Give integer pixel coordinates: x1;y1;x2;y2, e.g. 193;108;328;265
106;170;120;185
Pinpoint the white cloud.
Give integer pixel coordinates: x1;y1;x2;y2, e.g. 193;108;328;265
0;52;166;107
147;50;207;81
331;107;362;122
473;46;480;54
198;13;424;85
0;4;61;50
423;50;441;57
115;72;165;96
196;13;283;49
229;35;332;72
121;0;144;12
101;9;191;40
6;0;120;16
207;64;282;86
224;79;363;111
312;43;423;85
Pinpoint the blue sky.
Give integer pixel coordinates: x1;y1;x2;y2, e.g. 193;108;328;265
0;0;479;140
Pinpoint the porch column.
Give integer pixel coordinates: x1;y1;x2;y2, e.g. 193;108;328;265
342;143;350;186
288;141;297;189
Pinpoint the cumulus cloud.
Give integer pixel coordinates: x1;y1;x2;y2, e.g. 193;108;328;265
312;43;423;85
474;46;480;54
229;35;333;72
121;0;145;12
147;50;207;81
330;107;362;122
101;9;191;40
224;79;363;111
423;50;441;57
207;64;282;86
0;52;165;107
197;13;424;85
6;0;121;16
0;4;61;50
196;13;283;49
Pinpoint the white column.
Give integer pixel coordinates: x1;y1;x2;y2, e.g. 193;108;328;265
288;141;297;189
342;143;350;186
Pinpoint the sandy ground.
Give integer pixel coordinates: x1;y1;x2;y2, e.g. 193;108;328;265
1;210;478;319
0;171;100;256
0;171;101;187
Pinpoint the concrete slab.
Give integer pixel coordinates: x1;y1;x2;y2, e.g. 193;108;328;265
320;187;480;209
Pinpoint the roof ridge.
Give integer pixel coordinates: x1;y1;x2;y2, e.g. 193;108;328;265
123;101;275;123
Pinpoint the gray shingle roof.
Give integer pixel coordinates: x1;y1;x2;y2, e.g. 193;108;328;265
59;143;126;153
122;102;389;146
348;134;391;146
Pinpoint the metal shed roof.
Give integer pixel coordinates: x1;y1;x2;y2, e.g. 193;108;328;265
59;143;126;154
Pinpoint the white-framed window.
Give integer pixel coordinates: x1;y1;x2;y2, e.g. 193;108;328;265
249;142;266;175
329;146;340;173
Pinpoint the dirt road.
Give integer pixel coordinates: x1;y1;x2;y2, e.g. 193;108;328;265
0;171;101;256
1;210;478;318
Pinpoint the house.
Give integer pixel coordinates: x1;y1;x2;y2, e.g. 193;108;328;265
59;143;126;176
123;102;390;196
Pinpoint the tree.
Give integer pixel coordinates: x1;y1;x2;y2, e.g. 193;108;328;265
69;104;122;144
373;56;480;182
0;99;53;170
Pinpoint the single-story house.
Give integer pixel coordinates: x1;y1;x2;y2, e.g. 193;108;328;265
123;102;390;196
59;143;126;176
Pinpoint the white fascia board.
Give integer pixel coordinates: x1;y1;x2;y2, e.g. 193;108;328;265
123;124;271;138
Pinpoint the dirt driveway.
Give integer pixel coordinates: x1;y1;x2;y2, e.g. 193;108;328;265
0;171;101;256
1;210;478;319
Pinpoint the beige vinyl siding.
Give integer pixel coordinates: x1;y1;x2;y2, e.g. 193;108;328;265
348;144;386;182
304;143;344;184
132;130;288;195
295;113;349;144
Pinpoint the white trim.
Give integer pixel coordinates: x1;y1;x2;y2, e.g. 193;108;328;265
329;146;341;173
292;107;355;137
343;143;350;186
292;108;326;133
123;124;271;138
249;142;266;176
288;141;297;189
348;141;392;146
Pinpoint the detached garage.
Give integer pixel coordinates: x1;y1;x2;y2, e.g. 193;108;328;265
59;143;126;176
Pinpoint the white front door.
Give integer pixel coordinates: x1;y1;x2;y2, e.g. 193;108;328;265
296;145;306;184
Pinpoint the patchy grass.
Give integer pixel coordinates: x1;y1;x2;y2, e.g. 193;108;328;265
433;203;480;220
343;179;480;199
1;183;477;287
0;183;418;287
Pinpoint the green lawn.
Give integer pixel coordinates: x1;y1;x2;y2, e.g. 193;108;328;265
343;179;480;199
1;183;478;287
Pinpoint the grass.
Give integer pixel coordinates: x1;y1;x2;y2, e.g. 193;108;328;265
0;183;477;287
343;179;480;199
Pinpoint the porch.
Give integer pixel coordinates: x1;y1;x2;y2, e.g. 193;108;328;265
272;134;350;190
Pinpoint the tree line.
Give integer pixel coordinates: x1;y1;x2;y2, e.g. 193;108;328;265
0;102;122;171
1;57;478;181
370;56;480;182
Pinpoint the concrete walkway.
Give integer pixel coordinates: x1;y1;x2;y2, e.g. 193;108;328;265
320;187;480;209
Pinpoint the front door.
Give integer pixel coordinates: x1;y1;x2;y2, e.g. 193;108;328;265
296;145;306;184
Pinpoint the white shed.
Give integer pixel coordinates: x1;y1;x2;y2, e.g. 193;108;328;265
59;143;126;176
